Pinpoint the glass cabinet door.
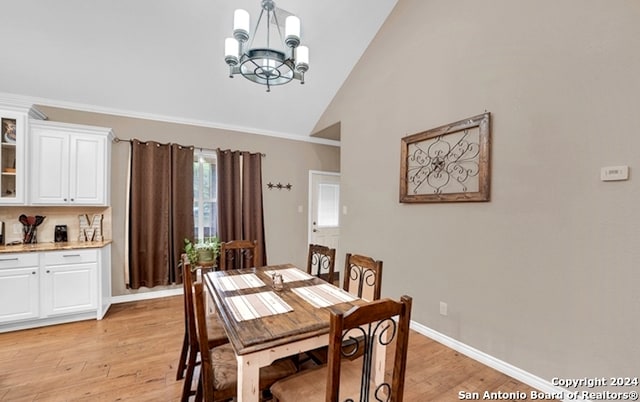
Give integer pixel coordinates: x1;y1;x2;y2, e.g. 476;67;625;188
0;113;24;203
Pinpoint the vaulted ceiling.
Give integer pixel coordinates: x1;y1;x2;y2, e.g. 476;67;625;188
0;0;398;144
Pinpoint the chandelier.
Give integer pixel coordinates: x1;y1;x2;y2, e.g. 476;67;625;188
224;0;309;92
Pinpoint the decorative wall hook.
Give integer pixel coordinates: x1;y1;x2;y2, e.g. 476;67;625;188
267;182;293;190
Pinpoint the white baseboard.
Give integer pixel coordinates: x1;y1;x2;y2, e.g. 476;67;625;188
110;288;183;304
410;321;582;402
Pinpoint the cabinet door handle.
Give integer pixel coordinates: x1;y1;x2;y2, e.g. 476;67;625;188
0;258;19;262
70;198;75;202
32;271;37;275
46;270;51;273
63;254;81;258
64;198;68;202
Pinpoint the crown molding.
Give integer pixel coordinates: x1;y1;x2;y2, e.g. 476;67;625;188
0;93;47;120
0;92;340;147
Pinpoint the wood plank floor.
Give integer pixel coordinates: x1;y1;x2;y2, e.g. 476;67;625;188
0;296;544;401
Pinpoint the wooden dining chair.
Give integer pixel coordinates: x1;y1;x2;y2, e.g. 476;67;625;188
301;253;383;367
306;244;336;283
219;240;258;270
192;281;298;401
270;295;413;402
176;254;229;402
343;253;383;301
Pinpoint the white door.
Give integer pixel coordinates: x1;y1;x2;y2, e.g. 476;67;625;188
309;171;340;250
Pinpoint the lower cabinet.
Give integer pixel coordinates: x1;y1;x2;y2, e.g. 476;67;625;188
0;253;40;323
41;250;98;317
0;245;111;332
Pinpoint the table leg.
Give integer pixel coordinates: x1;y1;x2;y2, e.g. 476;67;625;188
236;354;261;402
234;335;327;402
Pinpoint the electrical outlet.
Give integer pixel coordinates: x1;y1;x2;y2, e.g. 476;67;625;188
439;301;448;316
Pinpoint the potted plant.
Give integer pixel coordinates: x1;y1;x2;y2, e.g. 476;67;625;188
184;236;221;267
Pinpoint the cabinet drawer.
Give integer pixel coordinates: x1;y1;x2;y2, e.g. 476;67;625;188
0;253;39;269
43;249;98;265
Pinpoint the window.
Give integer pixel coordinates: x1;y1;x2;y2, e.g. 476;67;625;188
317;183;340;227
193;150;218;240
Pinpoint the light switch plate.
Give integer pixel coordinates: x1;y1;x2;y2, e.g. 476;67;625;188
600;165;629;181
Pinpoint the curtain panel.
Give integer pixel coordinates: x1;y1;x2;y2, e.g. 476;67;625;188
217;149;267;267
128;140;194;289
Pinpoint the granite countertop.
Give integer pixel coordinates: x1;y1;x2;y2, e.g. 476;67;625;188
0;240;112;254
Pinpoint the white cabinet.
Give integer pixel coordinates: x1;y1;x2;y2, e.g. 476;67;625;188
0;253;39;323
41;250;98;317
0;245;112;332
0;100;45;205
30;120;113;206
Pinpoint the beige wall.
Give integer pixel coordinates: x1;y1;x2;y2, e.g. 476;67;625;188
37;106;340;296
316;0;639;383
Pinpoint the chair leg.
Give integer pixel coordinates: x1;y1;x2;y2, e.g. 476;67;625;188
181;346;199;402
195;372;203;402
176;331;189;380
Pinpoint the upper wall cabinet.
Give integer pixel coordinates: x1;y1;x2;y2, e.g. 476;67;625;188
30;121;113;206
0;100;46;205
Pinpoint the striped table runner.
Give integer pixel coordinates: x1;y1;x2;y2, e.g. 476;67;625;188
292;284;358;308
225;291;293;322
264;267;314;283
211;273;266;291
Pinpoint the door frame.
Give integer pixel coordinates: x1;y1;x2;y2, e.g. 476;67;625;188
307;170;341;246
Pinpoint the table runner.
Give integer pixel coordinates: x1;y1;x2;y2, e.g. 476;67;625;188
210;273;265;291
264;267;314;283
226;291;293;322
292;284;358;308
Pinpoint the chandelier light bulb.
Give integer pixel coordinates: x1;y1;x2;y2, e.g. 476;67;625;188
285;16;300;48
296;46;309;71
224;38;239;65
262;58;277;72
233;9;250;42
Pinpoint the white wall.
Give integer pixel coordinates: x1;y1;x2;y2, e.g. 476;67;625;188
316;0;640;382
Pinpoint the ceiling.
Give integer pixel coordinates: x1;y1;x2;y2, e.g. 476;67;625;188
0;0;397;144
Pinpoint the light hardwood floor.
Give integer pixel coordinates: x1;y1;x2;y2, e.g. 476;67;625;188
0;296;543;401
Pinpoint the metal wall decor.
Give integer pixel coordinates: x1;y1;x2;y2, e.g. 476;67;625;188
400;112;491;203
267;182;292;190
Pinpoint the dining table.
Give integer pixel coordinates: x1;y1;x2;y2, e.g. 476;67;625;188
203;263;388;402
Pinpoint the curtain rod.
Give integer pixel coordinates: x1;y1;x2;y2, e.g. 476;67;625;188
112;137;266;157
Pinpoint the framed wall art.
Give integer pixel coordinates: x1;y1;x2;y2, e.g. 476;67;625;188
399;112;491;203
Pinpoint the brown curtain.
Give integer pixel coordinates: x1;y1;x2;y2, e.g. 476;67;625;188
128;140;194;289
242;152;266;265
217;149;267;267
217;150;242;241
170;144;195;282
